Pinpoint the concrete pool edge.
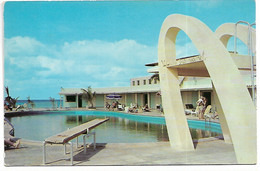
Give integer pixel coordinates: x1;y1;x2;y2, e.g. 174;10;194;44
4;108;220;123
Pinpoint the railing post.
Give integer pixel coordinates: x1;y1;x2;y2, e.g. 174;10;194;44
43;142;46;165
76;137;78;148
64;143;66;155
69;142;73;165
83;135;86;154
234;21;256;106
93;132;96;150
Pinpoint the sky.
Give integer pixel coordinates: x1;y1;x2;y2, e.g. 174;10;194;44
2;0;256;100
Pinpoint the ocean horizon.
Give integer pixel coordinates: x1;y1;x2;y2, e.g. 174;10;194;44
16;99;61;109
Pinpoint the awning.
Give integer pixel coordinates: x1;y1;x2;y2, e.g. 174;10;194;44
106;94;122;100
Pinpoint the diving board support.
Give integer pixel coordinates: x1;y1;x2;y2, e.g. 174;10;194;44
43;118;109;165
43;141;74;165
158;14;256;164
83;131;96;154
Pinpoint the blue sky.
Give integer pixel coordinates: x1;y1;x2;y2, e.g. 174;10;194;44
3;0;256;100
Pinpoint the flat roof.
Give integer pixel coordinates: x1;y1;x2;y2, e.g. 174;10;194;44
145;62;158;67
59;84;161;95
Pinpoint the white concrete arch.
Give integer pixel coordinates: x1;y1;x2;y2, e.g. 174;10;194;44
158;14;256;164
214;23;256;145
215;23;256;53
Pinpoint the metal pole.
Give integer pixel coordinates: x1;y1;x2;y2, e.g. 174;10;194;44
64;143;67;154
93;132;96;150
43;142;46;165
234;24;237;53
234;21;250;53
83;135;86;154
76;137;78;148
250;23;256;106
69;142;73;165
234;21;255;105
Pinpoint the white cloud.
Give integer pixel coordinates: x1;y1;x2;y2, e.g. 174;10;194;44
4;36;157;89
4;36;45;57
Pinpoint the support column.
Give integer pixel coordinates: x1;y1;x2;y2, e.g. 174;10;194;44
198;90;201;99
212;84;232;144
59;95;62;109
159;67;194;151
104;94;106;108
135;93;138;106
125;93;127;106
147;93;151;108
76;94;79;108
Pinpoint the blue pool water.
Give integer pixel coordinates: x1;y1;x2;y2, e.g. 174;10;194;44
7;111;222;143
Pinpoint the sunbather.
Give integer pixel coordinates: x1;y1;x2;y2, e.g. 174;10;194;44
4;117;20;149
5;138;20;149
142;104;151;112
129;106;138;113
105;102;110;110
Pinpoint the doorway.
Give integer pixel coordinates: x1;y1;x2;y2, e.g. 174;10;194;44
202;92;211;106
144;94;148;106
78;95;82;108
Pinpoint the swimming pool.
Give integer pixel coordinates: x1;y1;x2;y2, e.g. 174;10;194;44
6;110;222;143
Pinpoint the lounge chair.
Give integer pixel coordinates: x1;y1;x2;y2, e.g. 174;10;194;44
117;104;124;111
204;105;219;119
191;106;199;117
185;104;196;115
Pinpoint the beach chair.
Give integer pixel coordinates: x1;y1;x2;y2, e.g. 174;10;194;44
43;118;109;165
191;106;199;117
117;104;124;111
185;104;195;115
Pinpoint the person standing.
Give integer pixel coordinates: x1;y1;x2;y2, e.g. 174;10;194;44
196;96;205;119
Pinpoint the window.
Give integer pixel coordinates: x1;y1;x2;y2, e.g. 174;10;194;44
143;80;146;85
66;95;76;102
132;81;135;86
154;79;157;84
137;80;140;85
149;79;152;84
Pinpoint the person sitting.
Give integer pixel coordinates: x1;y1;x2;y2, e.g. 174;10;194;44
109;102;116;111
4;118;20;149
4;102;8;111
142;104;151;112
105;102;110;110
5;138;20;149
129;106;138;113
117;104;124;111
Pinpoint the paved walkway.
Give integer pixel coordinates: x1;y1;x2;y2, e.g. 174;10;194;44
5;138;237;166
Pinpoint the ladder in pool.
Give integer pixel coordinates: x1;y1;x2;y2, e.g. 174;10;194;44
234;21;256;106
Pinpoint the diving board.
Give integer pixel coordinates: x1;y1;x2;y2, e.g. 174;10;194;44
43;118;109;165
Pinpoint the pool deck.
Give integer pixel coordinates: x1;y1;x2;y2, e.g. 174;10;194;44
5;139;237;166
4;108;236;166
